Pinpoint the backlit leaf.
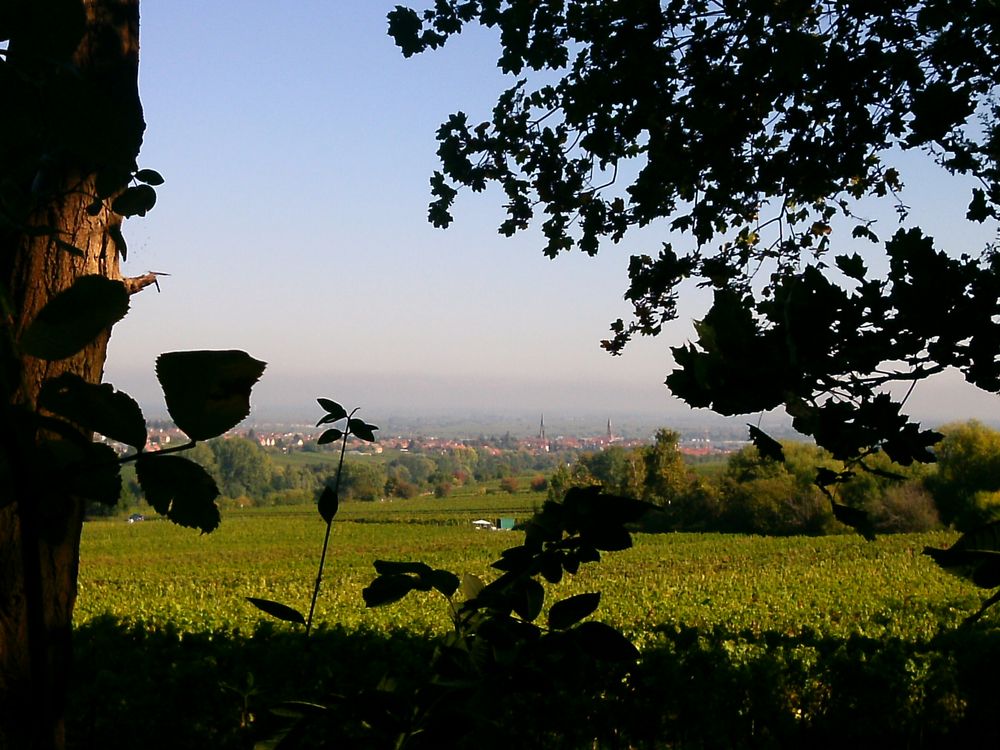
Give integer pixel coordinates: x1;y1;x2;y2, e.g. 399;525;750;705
461;573;485;600
373;560;433;576
582;524;633;552
348;419;378;442
136;454;220;533
156;350;266;441
831;501;876;542
814;467;842;488
316;398;348;421
246;597;306;625
548;592;601;630
835;253;867;280
427;569;460;597
134;168;165;186
748;425;784;462
39;373;146;449
317;428;343;445
21;276;129;360
108;223;127;261
318;486;339;523
512;578;545;622
866;465;906;481
924;521;1000;589
111;184;156;217
67;442;121;506
363;574;416;607
540;554;563;584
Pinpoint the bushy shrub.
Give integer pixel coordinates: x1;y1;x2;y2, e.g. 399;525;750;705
717;444;836;535
392;480;419;499
721;475;833;535
260;489;313;507
869;483;942;533
926;421;1000;530
499;476;519;494
331;460;387;502
660;478;724;532
220;495;254;509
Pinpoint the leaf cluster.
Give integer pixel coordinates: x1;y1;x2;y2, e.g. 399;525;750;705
925;521;1000;623
390;0;997;281
263;485;645;748
315;398;379;445
389;0;999;473
6;273;265;532
1;5;260;538
0;2;164;260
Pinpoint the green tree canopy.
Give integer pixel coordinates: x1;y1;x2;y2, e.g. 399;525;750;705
721;442;837;534
209;437;275;500
581;445;645;498
927;420;1000;529
333;460;388;502
390;453;435;478
642;429;690;504
390;0;999;468
547;430;692;511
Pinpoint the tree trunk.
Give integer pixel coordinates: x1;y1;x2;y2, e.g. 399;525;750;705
0;2;142;748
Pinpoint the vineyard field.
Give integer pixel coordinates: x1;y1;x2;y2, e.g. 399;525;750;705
76;500;984;641
70;499;1000;749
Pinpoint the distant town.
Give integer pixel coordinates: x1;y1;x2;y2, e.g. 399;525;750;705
137;415;753;458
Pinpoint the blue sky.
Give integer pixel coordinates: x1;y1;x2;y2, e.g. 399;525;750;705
104;1;1000;425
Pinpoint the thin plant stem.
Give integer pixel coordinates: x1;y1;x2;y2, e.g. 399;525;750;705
305;408;357;637
117;440;195;464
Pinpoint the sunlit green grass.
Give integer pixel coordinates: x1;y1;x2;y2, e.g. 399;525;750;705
76;501;984;645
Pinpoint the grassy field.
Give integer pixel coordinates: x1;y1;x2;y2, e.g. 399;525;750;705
70;496;1000;749
76;496;985;642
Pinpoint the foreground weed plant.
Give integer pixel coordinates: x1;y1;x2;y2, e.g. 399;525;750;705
247;399;378;635
247;398;650;749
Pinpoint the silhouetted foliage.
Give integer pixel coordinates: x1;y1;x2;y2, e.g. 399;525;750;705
0;4;266;744
67;614;1000;749
390;0;999;485
925;521;1000;623
254;484;649;749
248;399;378;636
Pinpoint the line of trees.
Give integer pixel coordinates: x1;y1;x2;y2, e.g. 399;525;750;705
550;422;1000;536
107;439;319;512
106;438;574;511
107;420;1000;530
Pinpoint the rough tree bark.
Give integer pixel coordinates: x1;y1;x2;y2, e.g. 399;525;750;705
0;2;143;748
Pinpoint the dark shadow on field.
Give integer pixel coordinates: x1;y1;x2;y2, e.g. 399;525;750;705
68;617;435;750
69;616;1000;749
631;622;1000;749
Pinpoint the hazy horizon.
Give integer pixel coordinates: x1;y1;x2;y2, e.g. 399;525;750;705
102;2;1000;436
113;361;1000;437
